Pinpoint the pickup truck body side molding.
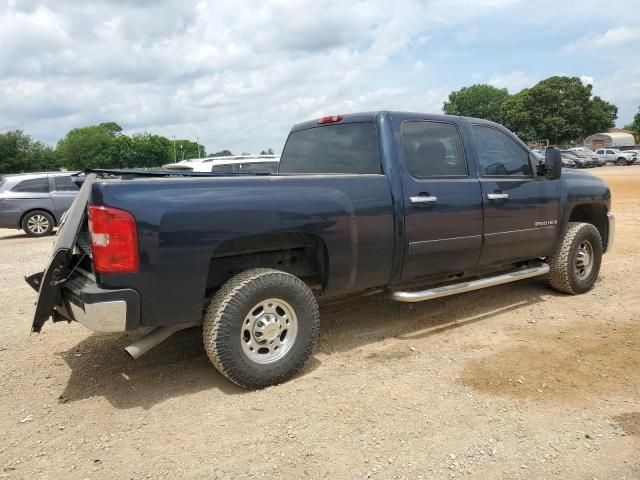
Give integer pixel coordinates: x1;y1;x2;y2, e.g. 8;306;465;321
483;226;556;245
408;234;482;256
387;263;550;302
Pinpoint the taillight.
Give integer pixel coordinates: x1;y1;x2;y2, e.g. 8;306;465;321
317;115;344;124
87;205;139;273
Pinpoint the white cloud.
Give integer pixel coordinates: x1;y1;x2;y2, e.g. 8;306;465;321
565;26;640;51
580;76;594;86
1;0;638;152
0;0;449;152
488;71;536;92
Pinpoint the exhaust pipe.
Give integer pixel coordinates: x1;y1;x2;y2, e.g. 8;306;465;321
125;322;199;359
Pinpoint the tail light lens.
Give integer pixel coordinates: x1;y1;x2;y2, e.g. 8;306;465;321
88;205;139;273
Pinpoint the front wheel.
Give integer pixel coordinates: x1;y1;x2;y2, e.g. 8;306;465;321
617;157;627;166
203;268;320;389
547;222;602;294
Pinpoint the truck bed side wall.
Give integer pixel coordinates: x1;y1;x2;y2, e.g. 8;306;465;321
90;175;395;327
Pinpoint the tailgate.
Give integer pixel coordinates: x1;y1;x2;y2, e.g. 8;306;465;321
27;173;96;332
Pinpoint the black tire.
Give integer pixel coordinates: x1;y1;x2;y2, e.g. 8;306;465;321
617;157;626;166
203;268;320;389
548;222;602;294
21;210;54;237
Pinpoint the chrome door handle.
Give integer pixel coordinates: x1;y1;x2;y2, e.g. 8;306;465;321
410;195;438;204
487;193;509;200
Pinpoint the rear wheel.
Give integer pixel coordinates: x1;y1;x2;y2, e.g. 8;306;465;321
548;222;602;294
203;268;320;389
22;210;54;237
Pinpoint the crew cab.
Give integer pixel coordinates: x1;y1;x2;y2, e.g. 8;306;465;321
27;112;614;389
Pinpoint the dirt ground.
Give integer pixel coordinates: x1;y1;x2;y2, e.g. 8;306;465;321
1;166;639;479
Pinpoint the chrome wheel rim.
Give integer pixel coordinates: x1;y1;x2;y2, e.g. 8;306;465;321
241;298;298;364
27;215;49;234
575;240;594;280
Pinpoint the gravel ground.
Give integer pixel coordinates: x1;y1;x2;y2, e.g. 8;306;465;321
0;166;638;479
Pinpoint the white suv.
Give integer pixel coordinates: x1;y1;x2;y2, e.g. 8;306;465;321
163;155;280;173
594;148;635;166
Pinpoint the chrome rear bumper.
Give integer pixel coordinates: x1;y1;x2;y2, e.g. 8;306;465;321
54;270;140;332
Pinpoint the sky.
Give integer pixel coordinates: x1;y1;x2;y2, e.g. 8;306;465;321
1;0;639;155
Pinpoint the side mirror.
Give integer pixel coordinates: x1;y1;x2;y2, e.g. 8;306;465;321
544;147;562;180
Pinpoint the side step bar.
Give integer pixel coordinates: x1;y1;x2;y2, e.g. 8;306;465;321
388;263;550;303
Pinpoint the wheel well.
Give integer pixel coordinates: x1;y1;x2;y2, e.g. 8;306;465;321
205;233;328;294
19;208;57;229
568;204;607;246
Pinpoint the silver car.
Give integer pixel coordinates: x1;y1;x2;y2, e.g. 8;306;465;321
0;172;83;237
594;148;635;166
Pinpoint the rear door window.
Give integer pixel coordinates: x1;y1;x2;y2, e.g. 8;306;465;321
401;121;468;177
53;176;80;191
279;123;380;174
11;177;50;193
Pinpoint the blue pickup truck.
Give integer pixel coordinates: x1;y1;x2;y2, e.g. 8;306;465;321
28;111;614;389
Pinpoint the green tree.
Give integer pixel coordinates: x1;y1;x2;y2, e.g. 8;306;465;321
584;96;617;136
131;133;172;168
501;76;617;144
210;149;233;157
624;106;640;142
174;139;205;160
109;134;134;168
0;130;59;174
57;123;123;169
443;84;510;123
500;90;538;141
259;148;275;155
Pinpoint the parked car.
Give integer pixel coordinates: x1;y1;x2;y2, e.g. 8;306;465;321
622;150;639;164
560;150;596;168
594;148;635;166
568;148;604;167
163;155;280;173
0;172;83;237
28;112;614;389
537;151;575;168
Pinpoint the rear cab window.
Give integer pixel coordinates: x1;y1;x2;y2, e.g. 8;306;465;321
279;122;380;174
11;177;50;193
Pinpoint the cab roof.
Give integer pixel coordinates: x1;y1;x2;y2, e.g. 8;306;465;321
290;111;500;132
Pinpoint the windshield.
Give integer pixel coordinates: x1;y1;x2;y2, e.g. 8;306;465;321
279;122;380;174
